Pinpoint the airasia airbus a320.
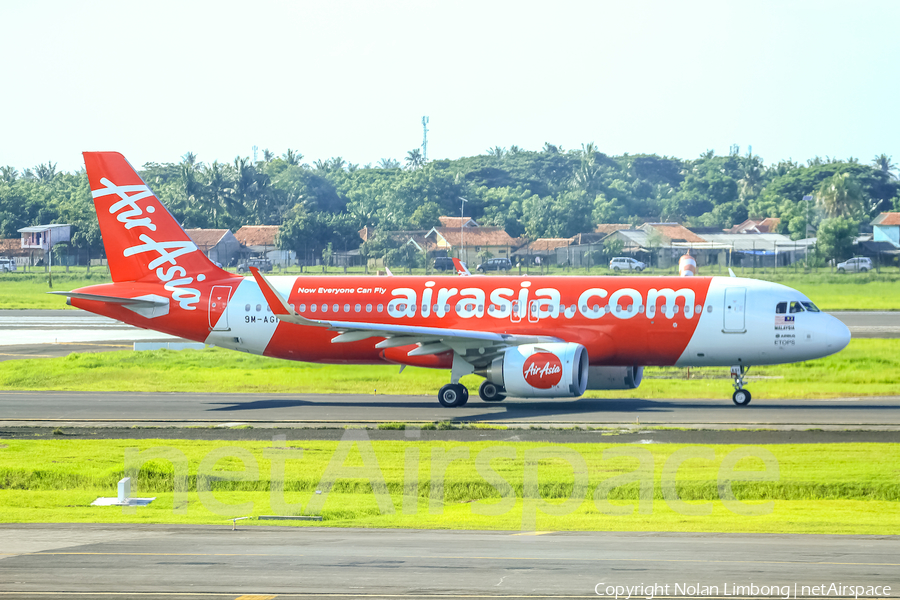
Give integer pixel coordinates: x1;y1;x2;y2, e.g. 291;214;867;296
55;152;851;407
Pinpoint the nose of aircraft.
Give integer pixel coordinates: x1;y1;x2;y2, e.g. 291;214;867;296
826;315;851;353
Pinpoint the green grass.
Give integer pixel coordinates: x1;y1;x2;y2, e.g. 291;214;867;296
0;439;898;534
1;339;896;399
1;266;898;310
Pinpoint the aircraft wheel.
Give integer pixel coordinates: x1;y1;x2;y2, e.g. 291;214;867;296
732;389;752;406
438;383;467;408
479;380;507;402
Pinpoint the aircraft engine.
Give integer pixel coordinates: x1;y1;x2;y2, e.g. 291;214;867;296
586;366;644;390
476;343;589;398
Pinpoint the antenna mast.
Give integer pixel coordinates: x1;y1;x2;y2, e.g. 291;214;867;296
422;116;429;162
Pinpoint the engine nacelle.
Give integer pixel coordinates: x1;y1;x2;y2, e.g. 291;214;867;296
586;366;644;390
477;343;589;398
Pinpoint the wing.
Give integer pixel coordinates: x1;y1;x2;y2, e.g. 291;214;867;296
249;267;561;368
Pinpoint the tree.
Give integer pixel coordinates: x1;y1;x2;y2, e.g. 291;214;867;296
816;217;857;263
602;236;624;260
282;149;303;166
33;162;57;183
872;154;896;178
262;149;275;162
181;152;199;167
816;173;864;219
322;242;333;267
405;149;424;170
378;158;400;169
0;166;17;184
571;143;601;195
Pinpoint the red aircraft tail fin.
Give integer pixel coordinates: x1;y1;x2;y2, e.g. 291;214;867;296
452;257;471;276
82;152;230;284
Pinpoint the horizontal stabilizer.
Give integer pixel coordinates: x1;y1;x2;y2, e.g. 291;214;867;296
48;291;167;307
48;291;170;318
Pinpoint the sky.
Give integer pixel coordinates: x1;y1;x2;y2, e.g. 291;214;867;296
2;0;899;173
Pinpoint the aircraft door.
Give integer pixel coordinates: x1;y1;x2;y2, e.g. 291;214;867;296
209;285;233;331
723;287;746;333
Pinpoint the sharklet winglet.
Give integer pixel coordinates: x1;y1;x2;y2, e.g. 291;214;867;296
248;266;328;328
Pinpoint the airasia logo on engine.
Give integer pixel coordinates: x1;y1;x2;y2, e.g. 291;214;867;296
522;352;563;389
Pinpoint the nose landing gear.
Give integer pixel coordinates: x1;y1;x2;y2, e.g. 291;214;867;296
731;365;751;406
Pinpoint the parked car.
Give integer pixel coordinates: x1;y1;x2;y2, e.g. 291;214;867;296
237;258;273;274
836;257;872;273
0;257;16;273
476;257;512;272
609;257;645;272
433;257;455;271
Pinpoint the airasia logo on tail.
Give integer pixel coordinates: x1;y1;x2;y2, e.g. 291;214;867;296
523;352;563;389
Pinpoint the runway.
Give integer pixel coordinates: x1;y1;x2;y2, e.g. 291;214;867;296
0;309;897;362
1;524;897;598
1;391;899;429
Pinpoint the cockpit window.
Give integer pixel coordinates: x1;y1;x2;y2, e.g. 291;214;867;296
789;301;805;313
802;301;820;313
776;302;787;314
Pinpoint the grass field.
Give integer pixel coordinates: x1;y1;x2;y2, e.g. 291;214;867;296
0;439;897;534
1;268;897;310
0;339;897;399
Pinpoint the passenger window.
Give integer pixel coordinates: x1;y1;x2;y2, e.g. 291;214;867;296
789;301;804;313
776;302;787;314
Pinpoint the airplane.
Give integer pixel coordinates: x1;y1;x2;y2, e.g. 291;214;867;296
54;152;852;408
452;257;472;276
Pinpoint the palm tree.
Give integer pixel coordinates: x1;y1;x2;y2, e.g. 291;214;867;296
872;154;896;178
405;148;424;170
262;149;275;162
33;162;57;183
282;149;303;166
816;173;863;219
738;152;765;202
487;146;506;158
542;142;560;154
181;152;199;167
378;158;400;169
0;166;18;183
572;143;600;194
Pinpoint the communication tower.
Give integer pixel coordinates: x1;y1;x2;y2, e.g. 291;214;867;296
252;145;258;162
422;116;429;162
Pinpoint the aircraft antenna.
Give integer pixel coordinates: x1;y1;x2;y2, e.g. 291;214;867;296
422;116;429;163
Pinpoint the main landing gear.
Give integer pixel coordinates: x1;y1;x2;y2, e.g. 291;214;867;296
438;383;469;407
478;380;507;402
731;365;751;406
